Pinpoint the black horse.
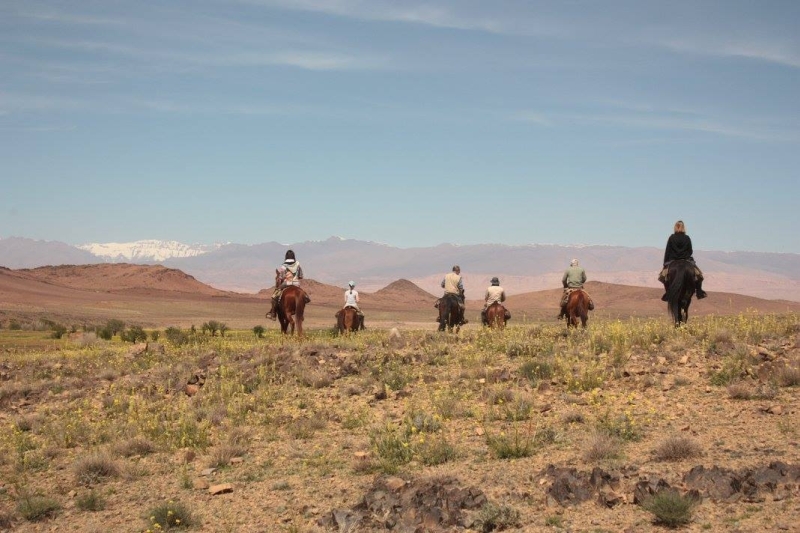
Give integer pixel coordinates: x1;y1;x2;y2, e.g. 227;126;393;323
665;260;696;325
438;293;463;332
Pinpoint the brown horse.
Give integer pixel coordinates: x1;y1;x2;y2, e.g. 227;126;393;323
336;306;363;334
484;302;508;329
438;293;462;333
566;289;590;329
276;285;310;336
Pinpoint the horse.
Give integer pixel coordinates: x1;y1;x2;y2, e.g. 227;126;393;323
565;289;590;329
665;260;695;326
336;306;363;334
484;302;508;329
438;293;462;332
275;285;310;336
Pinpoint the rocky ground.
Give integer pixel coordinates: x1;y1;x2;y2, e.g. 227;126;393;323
0;316;798;532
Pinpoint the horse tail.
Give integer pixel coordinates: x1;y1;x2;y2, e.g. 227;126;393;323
666;261;693;321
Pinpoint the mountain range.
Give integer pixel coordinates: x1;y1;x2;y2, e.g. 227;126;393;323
2;236;799;302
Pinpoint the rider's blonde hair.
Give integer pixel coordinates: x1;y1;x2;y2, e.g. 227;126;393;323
674;220;686;233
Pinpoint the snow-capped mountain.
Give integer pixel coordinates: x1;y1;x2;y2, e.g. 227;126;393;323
77;240;223;263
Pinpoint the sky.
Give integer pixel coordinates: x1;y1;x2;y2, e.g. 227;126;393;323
1;0;799;253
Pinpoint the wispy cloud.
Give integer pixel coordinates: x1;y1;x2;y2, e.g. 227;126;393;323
513;103;800;143
241;0;508;33
660;37;800;69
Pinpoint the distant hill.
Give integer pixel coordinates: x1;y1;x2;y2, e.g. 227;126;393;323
3;236;799;301
0;237;97;268
19;264;229;296
2;264;799;329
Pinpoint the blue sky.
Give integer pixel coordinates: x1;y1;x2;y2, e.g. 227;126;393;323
1;0;799;253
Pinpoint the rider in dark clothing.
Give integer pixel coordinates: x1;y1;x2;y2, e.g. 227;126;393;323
659;220;707;301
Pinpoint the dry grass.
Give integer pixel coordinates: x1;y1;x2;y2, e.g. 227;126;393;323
584;432;623;462
652;435;704;462
73;453;121;486
0;314;798;532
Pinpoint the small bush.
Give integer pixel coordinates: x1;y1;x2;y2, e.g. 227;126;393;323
165;327;189;346
253;325;266;338
519;359;554;385
96;326;113;341
416;435;457;466
287;417;326;440
370;424;413;474
114;437;155;458
584;432;622;462
74;453;121;485
76;490;106;512
50;323;67;339
596;410;642;441
777;365;800;387
652;435;703;462
147;500;196;530
475;502;520;532
727;381;752;400
486;424;535;459
17;493;60;521
641;490;696;528
150;330;161;341
121;325;147;343
207;444;247;468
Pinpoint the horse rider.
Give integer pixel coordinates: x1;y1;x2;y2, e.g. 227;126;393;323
558;259;595;320
342;280;365;328
659;220;707;301
481;276;511;325
436;265;467;325
266;249;304;320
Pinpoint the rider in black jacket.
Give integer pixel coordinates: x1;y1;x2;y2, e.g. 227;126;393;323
659;220;707;301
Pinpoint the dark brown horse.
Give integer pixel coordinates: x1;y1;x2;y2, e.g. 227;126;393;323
336;306;363;334
275;285;310;336
438;293;462;332
566;289;590;329
484;302;508;329
665;260;695;326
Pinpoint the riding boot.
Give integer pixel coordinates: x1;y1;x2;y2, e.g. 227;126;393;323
266;297;278;320
558;305;566;320
660;282;669;302
696;279;708;299
481;310;487;326
588;299;595;311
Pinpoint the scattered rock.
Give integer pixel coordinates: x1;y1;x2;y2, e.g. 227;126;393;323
209;483;233;495
320;476;486;531
193;478;210;490
201;468;216;476
633;475;671;504
230;457;244;465
127;343;148;357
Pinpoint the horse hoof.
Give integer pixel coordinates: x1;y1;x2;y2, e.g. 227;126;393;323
660;294;668;302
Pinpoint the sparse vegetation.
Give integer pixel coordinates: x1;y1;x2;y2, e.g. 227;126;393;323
0;313;797;531
146;500;196;530
641;490;697;528
652;435;703;462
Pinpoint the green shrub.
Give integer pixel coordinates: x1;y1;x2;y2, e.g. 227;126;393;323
165;327;189;346
17;493;60;521
147;500;196;530
121;325;147;343
641;490;696;527
76;490;106;512
475;502;520;532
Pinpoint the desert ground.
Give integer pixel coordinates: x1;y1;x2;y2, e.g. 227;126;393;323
0;264;798;532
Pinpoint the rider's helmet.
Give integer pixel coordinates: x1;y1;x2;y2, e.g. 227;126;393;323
491;277;500;285
348;281;355;288
285;249;296;261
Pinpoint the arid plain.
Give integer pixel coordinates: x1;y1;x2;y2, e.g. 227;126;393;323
0;264;798;532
